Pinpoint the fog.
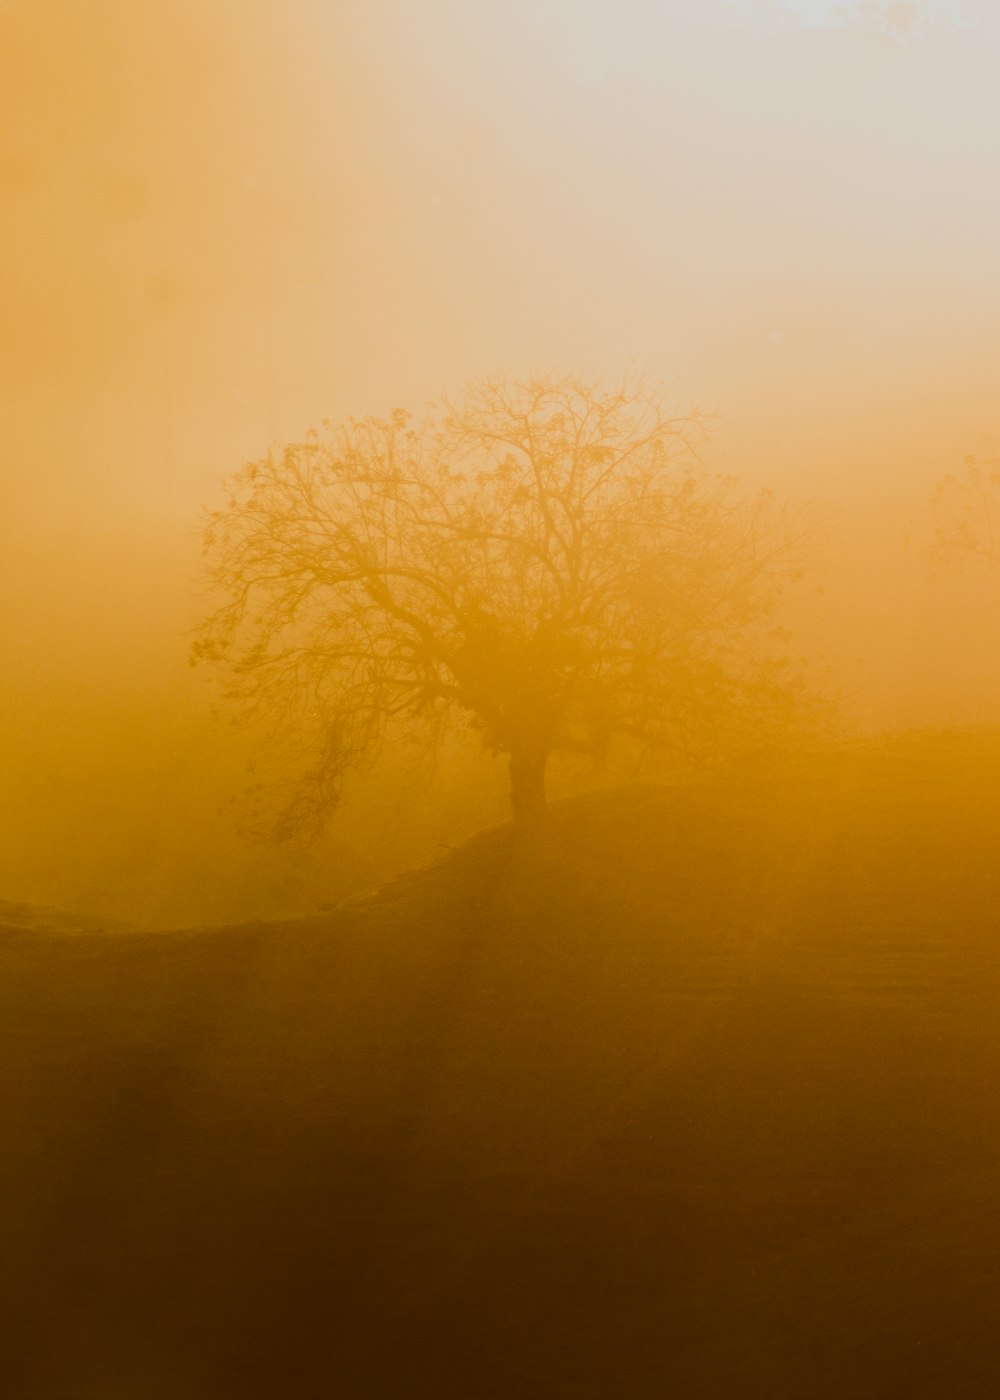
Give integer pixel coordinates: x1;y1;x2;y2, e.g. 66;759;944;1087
4;0;1000;926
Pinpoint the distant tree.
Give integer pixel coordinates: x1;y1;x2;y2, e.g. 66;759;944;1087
930;456;1000;571
193;374;811;836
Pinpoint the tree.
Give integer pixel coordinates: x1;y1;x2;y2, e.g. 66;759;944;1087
930;456;1000;572
193;374;809;837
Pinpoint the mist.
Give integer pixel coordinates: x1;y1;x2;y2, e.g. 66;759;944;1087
4;0;1000;926
7;6;1000;1395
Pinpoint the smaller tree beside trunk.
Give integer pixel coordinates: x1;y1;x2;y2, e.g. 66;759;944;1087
193;374;810;837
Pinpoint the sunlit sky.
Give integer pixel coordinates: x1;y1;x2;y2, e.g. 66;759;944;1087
3;0;1000;913
731;0;971;34
4;0;999;646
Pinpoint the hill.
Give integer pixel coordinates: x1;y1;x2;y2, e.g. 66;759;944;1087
2;730;1000;1397
0;898;135;937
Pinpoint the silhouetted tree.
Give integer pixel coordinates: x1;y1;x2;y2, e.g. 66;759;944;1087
193;374;809;835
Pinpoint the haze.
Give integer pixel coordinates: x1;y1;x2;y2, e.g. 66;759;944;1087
3;0;1000;925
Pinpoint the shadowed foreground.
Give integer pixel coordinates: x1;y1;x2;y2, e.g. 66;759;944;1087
2;731;1000;1397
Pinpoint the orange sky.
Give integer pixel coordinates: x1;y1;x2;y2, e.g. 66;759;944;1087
3;0;1000;917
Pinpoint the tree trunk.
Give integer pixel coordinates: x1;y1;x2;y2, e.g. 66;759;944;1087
509;742;550;832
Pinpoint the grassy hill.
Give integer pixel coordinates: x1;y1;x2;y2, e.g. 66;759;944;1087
2;730;1000;1397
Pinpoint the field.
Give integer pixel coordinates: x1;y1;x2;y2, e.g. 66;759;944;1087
2;731;999;1397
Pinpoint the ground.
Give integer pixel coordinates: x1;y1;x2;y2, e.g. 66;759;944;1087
1;730;999;1397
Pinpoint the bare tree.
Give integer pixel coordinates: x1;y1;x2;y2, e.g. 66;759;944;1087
193;374;810;836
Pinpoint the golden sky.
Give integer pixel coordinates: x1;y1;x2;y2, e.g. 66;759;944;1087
4;0;998;501
3;0;1000;915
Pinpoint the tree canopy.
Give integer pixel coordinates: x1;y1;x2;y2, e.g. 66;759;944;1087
193;374;809;834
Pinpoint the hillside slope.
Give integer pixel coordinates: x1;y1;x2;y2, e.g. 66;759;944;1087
2;731;1000;1398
